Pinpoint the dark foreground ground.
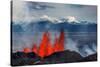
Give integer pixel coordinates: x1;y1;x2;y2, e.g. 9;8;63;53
11;50;97;66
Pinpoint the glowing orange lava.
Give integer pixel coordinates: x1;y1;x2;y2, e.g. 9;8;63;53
23;48;31;53
32;44;38;54
22;31;65;58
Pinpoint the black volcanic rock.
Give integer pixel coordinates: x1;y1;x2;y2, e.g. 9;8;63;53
36;50;83;64
11;52;26;59
11;52;40;66
11;51;97;66
80;53;97;62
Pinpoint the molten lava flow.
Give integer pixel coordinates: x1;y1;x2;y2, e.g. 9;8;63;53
54;31;64;52
32;44;38;54
58;31;64;51
54;37;60;52
45;33;54;56
38;32;49;58
46;43;54;56
22;31;65;58
23;48;31;53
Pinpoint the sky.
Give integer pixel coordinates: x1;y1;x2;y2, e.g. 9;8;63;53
12;0;97;23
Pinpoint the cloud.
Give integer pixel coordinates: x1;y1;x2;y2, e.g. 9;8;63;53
12;1;97;23
12;0;35;23
26;2;55;10
63;16;80;23
68;4;85;8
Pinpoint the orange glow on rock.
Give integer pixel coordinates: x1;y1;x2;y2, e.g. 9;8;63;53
32;44;38;54
23;48;31;53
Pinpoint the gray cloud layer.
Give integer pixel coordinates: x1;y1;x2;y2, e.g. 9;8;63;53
13;0;97;23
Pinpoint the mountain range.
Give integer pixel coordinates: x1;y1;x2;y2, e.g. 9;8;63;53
12;16;97;33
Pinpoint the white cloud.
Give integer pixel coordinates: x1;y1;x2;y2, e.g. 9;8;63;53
40;15;64;24
64;16;80;23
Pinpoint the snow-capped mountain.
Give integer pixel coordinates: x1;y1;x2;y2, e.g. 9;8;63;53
13;15;96;25
12;15;97;33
